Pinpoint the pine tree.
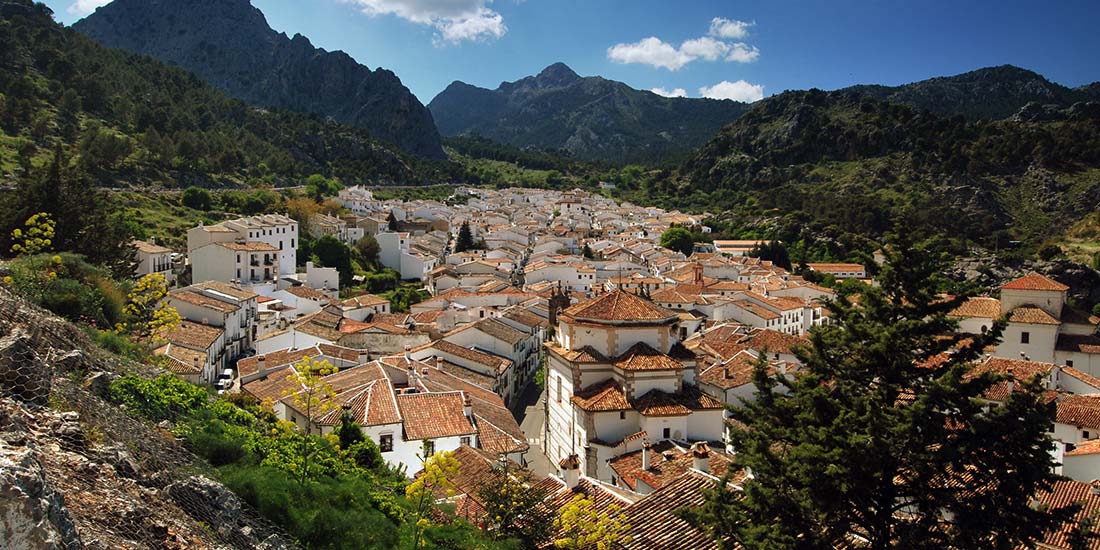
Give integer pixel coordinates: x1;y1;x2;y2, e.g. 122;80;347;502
691;233;1065;550
455;221;474;253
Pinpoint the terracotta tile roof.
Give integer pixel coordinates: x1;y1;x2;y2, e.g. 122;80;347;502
633;385;724;416
948;296;1002;319
502;308;548;329
192;281;258;301
971;357;1054;401
1063;367;1100;392
341;293;389;309
633;391;692;416
169;290;239;313
1056;394;1100;430
338;319;412;335
285;285;332;301
1033;479;1100;549
739;329;810;356
806;263;865;273
1066;438;1100;457
237;344;362;378
396;391;476;440
1058;334;1100;355
162;321;222;351
609;440;735;492
216;241;279;252
418;340;512;373
730;300;781;321
133;240;171;254
1001;272;1069;292
1009;305;1061;325
614;342;684;372
571;379;632;412
698;350;762;390
471;318;527;345
415;367;527;454
619;471;735;550
153;344;205;375
547;343;611;364
562;289;674;323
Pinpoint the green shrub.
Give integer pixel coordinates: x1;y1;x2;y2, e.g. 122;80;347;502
108;374;209;421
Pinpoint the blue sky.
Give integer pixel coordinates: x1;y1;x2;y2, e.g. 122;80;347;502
48;0;1100;105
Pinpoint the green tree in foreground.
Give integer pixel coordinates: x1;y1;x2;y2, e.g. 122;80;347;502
659;226;694;257
691;233;1064;550
407;447;459;549
116;272;181;342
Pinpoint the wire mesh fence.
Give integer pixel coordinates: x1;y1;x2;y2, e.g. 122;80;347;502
0;287;298;549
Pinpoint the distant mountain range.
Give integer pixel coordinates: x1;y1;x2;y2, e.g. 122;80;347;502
428;63;751;163
73;0;445;159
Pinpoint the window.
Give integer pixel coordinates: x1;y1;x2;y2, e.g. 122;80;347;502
1067;360;1075;367
380;434;393;452
1021;332;1030;344
460;436;471;447
291;238;295;248
1086;431;1092;439
556;376;562;403
662;427;670;439
619;411;626;420
423;440;435;456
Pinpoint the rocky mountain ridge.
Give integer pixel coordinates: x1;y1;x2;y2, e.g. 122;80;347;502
73;0;445;159
428;62;752;163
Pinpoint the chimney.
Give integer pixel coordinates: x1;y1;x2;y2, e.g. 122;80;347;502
421;367;430;380
1091;480;1100;497
463;392;473;419
357;350;369;364
407;364;418;386
1006;367;1015;395
560;454;581;489
257;356;267;376
435;356;444;371
404;344;412;363
1049;365;1061;391
641;440;652;471
691;442;710;474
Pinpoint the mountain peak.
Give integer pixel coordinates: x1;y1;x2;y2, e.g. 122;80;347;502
536;62;580;85
74;0;444;158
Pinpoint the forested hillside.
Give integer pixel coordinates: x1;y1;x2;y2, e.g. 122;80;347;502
614;89;1100;260
0;0;453;188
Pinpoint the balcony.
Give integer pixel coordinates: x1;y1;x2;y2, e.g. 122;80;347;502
264;258;275;266
249;259;260;267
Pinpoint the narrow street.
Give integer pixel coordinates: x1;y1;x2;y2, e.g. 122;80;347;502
514;381;553;477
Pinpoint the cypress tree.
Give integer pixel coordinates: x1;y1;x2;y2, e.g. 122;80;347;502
455;221;474;253
692;233;1065;549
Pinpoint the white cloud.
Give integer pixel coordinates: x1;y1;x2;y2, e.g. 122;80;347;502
650;87;687;98
344;0;506;44
699;80;764;102
709;17;753;39
608;18;760;70
679;36;730;61
67;0;112;16
725;42;760;63
607;37;693;71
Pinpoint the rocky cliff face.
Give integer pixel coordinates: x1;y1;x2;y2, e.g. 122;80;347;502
0;290;292;549
74;0;444;159
428;62;751;163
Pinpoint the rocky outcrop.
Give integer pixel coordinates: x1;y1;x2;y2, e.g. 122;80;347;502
428;62;751;163
74;0;444;159
0;289;296;549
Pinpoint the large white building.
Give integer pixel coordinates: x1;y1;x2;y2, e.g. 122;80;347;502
951;272;1100;371
187;214;298;277
544;289;725;482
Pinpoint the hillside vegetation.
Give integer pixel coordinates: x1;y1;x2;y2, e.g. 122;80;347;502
610;89;1100;261
0;0;453;189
